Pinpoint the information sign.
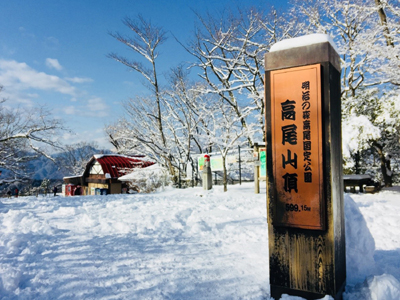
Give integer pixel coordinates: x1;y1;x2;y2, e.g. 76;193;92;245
270;64;324;230
198;156;205;171
210;156;224;171
259;148;266;178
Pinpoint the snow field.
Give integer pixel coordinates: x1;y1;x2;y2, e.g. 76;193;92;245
0;184;269;299
1;183;400;299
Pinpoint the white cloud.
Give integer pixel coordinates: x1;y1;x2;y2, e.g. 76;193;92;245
2;45;16;55
65;77;93;83
44;36;59;49
1;92;35;107
61;132;77;143
63;98;109;117
19;27;35;38
61;130;111;150
27;93;39;98
87;97;108;112
45;58;63;71
64;106;78;115
0;59;75;95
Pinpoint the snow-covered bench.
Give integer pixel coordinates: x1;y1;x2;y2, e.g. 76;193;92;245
343;174;375;193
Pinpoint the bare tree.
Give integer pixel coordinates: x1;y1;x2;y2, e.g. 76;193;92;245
105;67;208;181
372;0;400;86
375;0;394;47
291;0;400;186
109;15;174;173
0;86;64;181
182;9;257;146
163;66;208;160
197;99;255;192
58;141;107;176
181;7;300;144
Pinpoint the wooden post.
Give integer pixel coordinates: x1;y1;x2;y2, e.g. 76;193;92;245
202;155;212;190
238;145;242;185
265;37;345;299
254;143;260;194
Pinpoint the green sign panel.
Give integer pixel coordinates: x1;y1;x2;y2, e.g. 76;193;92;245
260;149;266;177
198;156;205;171
198;155;225;172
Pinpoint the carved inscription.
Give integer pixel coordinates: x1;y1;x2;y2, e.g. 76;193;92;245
270;64;324;230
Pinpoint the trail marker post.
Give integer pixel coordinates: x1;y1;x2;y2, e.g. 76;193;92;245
264;35;346;299
202;154;212;190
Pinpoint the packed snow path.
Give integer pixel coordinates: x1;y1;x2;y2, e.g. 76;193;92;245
1;183;400;299
0;184;269;299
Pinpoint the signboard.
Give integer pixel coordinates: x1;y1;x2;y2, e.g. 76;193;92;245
210;156;224;171
198;156;205;171
270;64;324;230
198;155;236;172
259;148;266;178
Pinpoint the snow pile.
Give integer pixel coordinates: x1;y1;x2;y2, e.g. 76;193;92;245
119;163;171;193
280;295;333;300
0;183;400;299
344;194;376;284
269;33;339;53
364;275;400;300
344;274;400;300
342;115;381;162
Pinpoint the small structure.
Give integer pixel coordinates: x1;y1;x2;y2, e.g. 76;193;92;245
63;154;154;196
343;174;375;193
64;183;79;196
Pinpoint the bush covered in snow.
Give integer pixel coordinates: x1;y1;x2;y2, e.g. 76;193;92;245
120;164;171;193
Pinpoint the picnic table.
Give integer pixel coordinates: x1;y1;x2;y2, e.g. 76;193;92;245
343;174;374;193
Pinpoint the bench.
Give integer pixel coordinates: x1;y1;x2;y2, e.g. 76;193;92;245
343;175;375;193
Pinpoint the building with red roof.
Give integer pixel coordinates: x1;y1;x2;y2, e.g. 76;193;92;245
63;154;154;195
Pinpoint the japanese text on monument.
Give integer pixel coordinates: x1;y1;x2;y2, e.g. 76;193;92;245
271;64;323;229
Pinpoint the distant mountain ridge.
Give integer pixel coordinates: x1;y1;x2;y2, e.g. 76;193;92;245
25;145;107;181
27;155;64;180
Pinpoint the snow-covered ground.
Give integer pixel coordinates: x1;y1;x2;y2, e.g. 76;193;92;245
0;183;400;300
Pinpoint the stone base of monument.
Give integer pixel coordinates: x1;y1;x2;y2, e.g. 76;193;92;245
271;282;346;300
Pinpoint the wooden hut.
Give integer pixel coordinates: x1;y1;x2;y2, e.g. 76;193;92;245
63;154;154;196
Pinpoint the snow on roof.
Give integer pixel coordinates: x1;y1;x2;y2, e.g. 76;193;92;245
93;153;146;160
118;164;163;181
343;175;372;180
94;155;154;178
63;175;83;180
270;33;339;54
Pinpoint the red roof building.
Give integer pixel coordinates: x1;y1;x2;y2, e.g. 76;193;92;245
63;154;154;195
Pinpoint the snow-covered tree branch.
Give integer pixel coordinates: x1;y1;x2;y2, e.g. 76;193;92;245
291;0;400;186
0;85;65;182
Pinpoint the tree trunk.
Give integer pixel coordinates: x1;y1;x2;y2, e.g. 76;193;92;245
375;0;394;47
374;143;393;187
354;151;361;174
222;155;227;192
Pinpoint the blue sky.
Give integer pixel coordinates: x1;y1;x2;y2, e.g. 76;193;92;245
0;0;288;149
